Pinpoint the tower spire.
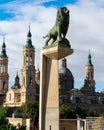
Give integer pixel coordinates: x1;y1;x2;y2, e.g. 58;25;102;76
25;25;33;48
0;36;7;57
3;36;5;43
27;25;32;37
86;49;93;67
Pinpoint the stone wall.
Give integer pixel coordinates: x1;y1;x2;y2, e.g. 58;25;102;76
86;117;104;130
59;119;77;130
7;118;31;130
8;117;104;130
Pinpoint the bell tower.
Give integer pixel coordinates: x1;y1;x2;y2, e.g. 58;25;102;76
80;50;95;94
0;37;9;94
85;50;95;87
21;26;36;103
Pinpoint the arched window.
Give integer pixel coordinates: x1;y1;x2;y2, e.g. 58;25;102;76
26;54;28;65
29;76;32;85
30;55;32;65
3;81;5;89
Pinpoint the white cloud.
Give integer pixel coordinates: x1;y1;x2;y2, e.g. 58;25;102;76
67;0;104;83
0;0;104;91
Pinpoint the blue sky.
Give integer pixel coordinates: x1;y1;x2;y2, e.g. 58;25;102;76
0;0;104;92
0;0;78;20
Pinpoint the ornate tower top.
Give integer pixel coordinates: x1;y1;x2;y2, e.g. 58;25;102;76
25;25;33;48
14;72;21;87
86;50;93;67
0;37;7;58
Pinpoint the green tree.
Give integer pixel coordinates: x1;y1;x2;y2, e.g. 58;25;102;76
75;108;87;118
0;105;17;130
0;105;26;130
16;101;39;118
99;113;104;117
60;104;76;119
87;110;97;117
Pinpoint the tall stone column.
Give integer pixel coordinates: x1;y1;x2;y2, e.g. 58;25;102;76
39;39;73;130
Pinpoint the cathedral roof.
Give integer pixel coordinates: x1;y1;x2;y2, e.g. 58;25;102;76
70;88;84;96
80;84;95;93
9;88;21;93
59;68;73;77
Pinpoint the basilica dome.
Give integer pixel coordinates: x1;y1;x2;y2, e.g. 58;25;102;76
59;67;73;77
59;58;73;78
59;58;74;92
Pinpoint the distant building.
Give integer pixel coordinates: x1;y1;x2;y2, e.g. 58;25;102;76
3;26;37;107
59;58;74;104
0;37;9;104
59;51;104;113
0;27;104;113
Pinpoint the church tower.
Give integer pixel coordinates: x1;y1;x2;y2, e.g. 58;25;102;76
0;37;9;94
85;50;95;88
21;26;36;103
80;51;95;94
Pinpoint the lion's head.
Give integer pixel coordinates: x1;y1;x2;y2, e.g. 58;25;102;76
61;7;69;15
56;7;69;25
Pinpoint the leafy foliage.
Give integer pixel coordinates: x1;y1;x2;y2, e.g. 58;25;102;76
59;104;102;119
16;101;39;118
99;113;104;117
60;104;76;119
0;105;26;130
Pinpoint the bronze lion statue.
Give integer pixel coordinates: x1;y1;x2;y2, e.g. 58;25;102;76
43;7;70;46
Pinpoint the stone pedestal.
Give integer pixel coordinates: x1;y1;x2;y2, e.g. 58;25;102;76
39;39;73;130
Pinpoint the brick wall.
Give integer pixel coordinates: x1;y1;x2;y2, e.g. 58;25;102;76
60;119;77;130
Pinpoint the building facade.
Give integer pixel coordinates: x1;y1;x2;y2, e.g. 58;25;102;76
59;52;104;113
4;26;37;107
0;37;9;104
0;29;104;112
0;37;9;95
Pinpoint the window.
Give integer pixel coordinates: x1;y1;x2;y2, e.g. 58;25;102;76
3;81;5;89
29;76;32;85
26;54;28;65
30;55;32;65
9;94;11;100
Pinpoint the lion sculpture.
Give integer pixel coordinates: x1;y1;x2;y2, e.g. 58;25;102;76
43;7;70;46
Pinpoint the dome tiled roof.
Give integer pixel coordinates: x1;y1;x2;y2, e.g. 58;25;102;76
59;58;73;78
59;68;73;77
